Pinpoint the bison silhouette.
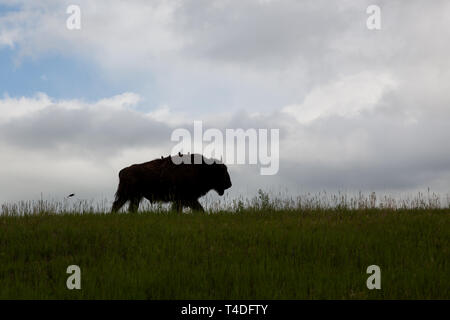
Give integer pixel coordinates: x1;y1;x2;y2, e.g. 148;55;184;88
111;153;232;213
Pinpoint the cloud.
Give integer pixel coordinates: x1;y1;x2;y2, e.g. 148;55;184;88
0;0;381;112
2;0;450;114
0;92;175;202
1;1;450;203
0;29;17;48
1;89;450;204
282;71;397;124
0;92;53;121
0;92;172;157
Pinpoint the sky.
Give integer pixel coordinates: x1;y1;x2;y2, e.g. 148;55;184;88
0;0;450;205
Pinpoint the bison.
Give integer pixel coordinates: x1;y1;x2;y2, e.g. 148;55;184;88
111;153;232;213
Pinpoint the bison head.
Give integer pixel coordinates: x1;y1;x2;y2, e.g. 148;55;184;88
211;162;232;196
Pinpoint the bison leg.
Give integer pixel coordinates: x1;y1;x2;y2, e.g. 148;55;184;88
187;200;205;212
128;197;142;213
111;197;127;213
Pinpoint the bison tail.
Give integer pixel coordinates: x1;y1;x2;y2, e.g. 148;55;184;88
114;181;124;201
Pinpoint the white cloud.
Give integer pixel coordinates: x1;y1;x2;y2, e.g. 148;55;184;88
94;92;142;110
145;105;189;126
0;29;18;48
0;92;140;123
0;92;52;122
282;72;397;124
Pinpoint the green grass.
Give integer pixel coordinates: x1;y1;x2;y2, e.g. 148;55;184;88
0;207;448;299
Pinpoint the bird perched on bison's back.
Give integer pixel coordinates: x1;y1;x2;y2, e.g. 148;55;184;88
111;153;232;213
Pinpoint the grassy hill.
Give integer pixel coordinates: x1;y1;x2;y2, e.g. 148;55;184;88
0;205;448;299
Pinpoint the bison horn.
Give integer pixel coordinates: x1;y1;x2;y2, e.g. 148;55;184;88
178;152;182;156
